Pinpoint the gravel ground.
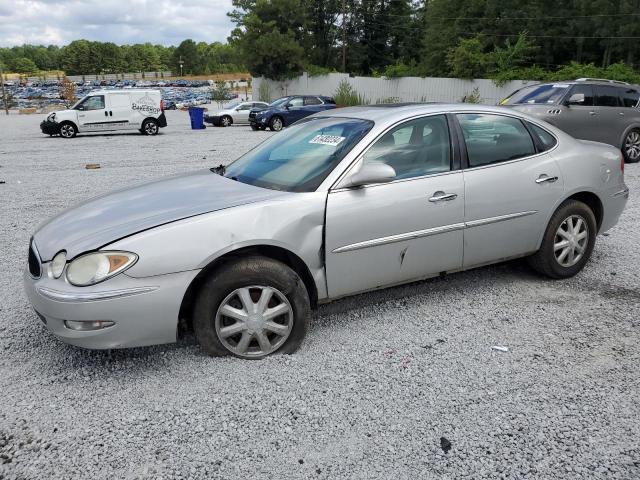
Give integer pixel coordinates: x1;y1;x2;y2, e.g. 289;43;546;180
0;110;639;479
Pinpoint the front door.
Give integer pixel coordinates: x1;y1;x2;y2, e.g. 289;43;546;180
557;84;601;141
456;113;564;268
325;114;465;298
284;97;306;123
76;95;107;132
234;103;252;124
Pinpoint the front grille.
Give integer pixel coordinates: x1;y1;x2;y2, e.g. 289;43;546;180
28;240;41;278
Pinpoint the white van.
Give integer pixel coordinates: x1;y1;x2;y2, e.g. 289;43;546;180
40;89;167;138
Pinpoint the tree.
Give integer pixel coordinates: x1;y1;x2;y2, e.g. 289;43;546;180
172;39;199;75
229;0;306;80
446;37;489;79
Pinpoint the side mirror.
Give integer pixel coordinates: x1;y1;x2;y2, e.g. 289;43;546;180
76;105;84;111
566;93;585;106
340;162;396;188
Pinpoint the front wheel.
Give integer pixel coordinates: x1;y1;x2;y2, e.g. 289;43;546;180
269;116;284;131
528;200;597;279
623;129;640;163
59;122;77;138
142;118;159;135
193;257;310;359
220;115;232;127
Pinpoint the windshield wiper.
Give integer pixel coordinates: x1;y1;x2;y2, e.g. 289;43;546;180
210;164;226;175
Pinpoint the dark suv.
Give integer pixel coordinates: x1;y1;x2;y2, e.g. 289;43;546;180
502;79;640;162
248;95;336;131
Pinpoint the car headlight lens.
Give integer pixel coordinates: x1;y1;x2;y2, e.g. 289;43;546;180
66;251;138;286
50;251;67;279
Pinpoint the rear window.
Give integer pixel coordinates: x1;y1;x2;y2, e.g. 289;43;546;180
502;84;570;105
595;85;621;107
620;88;640;108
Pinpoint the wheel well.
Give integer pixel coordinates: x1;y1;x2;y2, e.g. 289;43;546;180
59;120;77;129
142;117;158;125
271;115;284;125
567;191;603;231
177;245;318;336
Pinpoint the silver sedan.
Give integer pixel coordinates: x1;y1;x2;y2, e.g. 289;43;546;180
24;104;629;358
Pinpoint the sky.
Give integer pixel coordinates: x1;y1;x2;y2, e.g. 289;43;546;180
0;0;236;47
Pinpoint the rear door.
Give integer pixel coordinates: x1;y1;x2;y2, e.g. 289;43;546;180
457;113;564;268
107;92;134;130
593;85;625;145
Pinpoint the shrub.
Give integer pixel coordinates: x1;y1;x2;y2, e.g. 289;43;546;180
257;81;271;102
333;80;367;106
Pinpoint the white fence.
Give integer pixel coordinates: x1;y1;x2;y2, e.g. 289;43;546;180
253;72;538;105
11;72;174;82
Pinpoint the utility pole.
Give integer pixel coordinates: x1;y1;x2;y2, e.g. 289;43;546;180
179;56;184;77
0;64;8;115
341;0;347;72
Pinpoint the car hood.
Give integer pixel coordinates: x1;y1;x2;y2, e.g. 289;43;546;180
33;170;289;261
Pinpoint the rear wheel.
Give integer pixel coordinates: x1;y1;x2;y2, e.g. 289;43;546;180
220;115;232;127
269;116;284;131
59;122;76;138
193;257;310;359
623;129;640;163
142;118;159;135
528;200;597;279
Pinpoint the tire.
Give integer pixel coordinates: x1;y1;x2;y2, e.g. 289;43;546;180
220;115;232;127
527;199;597;279
59;122;77;138
251;125;259;131
193;256;310;359
622;129;640;163
269;116;284;131
142;118;159;135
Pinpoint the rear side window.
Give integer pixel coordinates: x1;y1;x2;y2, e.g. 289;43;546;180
288;97;304;107
528;123;557;152
502;84;570;105
566;84;594;106
620;88;640;108
457;114;535;167
304;97;322;106
595;85;622;107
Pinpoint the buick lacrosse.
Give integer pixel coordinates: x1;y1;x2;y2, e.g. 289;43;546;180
25;104;629;358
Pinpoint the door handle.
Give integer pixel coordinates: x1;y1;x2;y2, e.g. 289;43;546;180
109;111;113;116
104;111;108;116
619;112;625;116
429;191;458;202
589;111;597;116
536;174;558;184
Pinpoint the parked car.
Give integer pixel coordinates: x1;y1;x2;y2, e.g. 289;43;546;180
40;89;167;138
24;104;628;358
204;101;269;127
501;78;640;162
248;95;336;131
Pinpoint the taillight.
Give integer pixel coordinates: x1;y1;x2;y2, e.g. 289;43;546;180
160;99;164;112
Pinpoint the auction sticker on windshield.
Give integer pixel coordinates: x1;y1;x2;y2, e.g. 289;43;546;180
310;135;345;146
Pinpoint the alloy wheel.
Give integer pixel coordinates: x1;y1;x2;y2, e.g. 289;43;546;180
60;124;75;138
624;131;640;161
554;215;589;268
221;116;231;127
271;118;283;131
215;285;293;358
145;122;158;135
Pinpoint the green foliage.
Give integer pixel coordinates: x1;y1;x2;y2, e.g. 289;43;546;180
460;87;481;103
446;38;488;79
306;64;334;77
375;96;401;104
333;80;367;106
258;81;272;103
382;61;423;78
12;57;38;74
210;80;231;106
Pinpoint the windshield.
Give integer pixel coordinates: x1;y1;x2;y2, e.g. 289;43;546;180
225;101;241;109
270;97;290;107
224;117;374;192
502;84;571;105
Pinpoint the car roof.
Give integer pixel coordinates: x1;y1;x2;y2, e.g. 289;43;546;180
526;79;634;88
317;103;533;123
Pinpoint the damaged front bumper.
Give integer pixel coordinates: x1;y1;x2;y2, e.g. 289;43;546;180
40;119;60;135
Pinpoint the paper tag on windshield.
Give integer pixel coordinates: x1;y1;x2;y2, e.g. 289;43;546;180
310;134;345;146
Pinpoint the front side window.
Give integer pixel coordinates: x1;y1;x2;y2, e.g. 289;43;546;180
620;88;640;108
236;103;251;111
224;117;373;192
595;85;621;107
502;84;570;105
566;84;594;106
362;115;451;179
75;95;105;111
457;114;535;167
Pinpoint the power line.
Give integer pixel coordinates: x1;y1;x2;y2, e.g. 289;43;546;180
358;10;640;20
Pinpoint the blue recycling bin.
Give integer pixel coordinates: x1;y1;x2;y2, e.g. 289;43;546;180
188;107;206;130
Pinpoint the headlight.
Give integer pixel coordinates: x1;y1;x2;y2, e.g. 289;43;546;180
66;251;138;286
50;251;67;279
